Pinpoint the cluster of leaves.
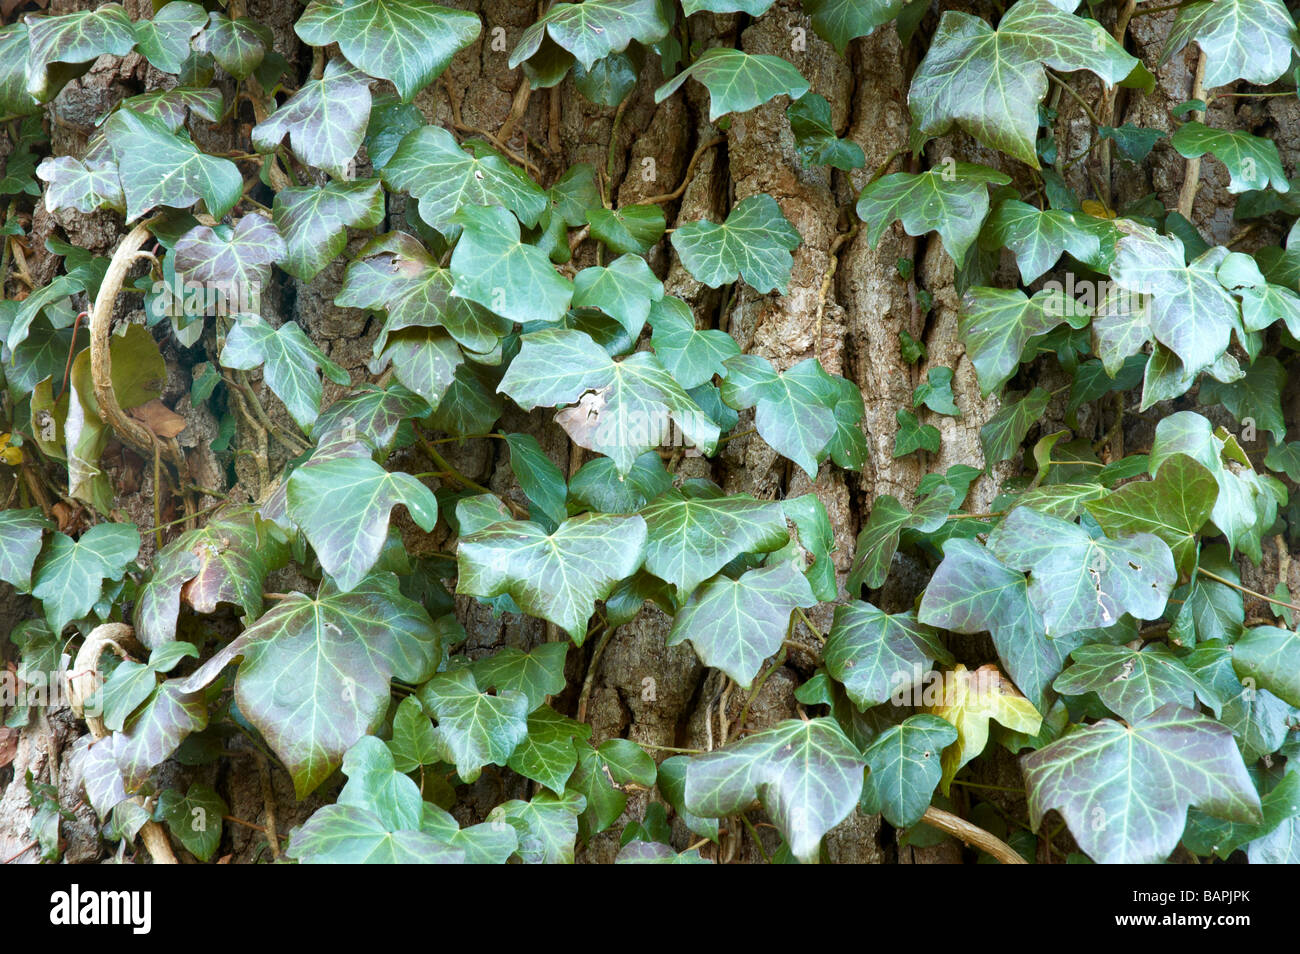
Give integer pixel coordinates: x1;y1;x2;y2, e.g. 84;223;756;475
0;0;1298;865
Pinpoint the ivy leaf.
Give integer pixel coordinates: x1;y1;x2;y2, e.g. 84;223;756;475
448;205;573;324
1199;354;1287;445
823;376;869;471
104;111;242;221
36;156;124;215
1085;453;1218;576
196;13;270;80
787;93;865;170
158;783;227;862
383;127;548;233
587;204;665;255
912;367;959;417
373;328;464;410
487;791;585;864
1108;222;1240;377
719;354;838;477
959;288;1079;396
500;328;719;474
667;561;816;688
24;4;137;103
825;603;954;710
510;0;670;71
456;513;648;642
504;433;568;528
311;382;428;451
417;668;529;782
174;215;286;309
920;538;1080;713
856;164;1010;268
287;804;463;863
654;47;809;122
507;707;590;794
31;523;139;634
987;506;1176;636
273;179;386;281
252;60;372;179
337;735;424;830
471;643;569;715
982;200;1112;283
419;803;518;864
979;387;1049;468
184;574;444;797
388;696;440;772
100;642;199;733
221;316;350;431
859;714;957;828
909;0;1139;167
1149;411;1280;564
0;25;39;117
1054;644;1220;723
295;0;482;102
131;2;208;76
135;507;287;649
1161;0;1297;88
681;0;774;15
571;254;664;339
893;408;940;457
639;481;788;596
848;487;955;593
927;663;1041;792
570;738;657;834
1185;639;1296;761
1023;704;1262;864
671;194;802;294
1232;626;1300;709
338;232;511;355
684;717;865;864
616;842;710;864
287;457;438;591
567;451;672;514
1171;123;1290;195
648;296;739;390
802;0;906;54
87;682;209;802
0;508;49;592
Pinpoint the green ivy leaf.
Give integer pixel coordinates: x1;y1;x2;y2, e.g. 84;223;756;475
374;328;465;410
507;706;590;794
570;738;657;833
131;2;207;75
383;127;548;233
31;523;139;634
487;791;585;864
387;695;440;772
1185;639;1296;761
104;111;242;221
1085;453;1217;576
859;714;957;828
196;13;270;80
286;457;437;592
100;642;198;733
787;93;865;170
979;387;1049;468
417;668;529;782
470;643;569;715
456;512;648;642
158;782;227;862
273;179;385;281
648;296;739;390
720;354;839;477
848;487;954;593
671;194;802;294
252;59;372;179
667;561;816;688
0;25;39;116
1161;0;1297;88
500;328;720;474
567;451;672;514
987;506;1176;636
174;215;286;308
221;316;350;431
1023;704;1262;864
295;0;482;102
654;47;809;122
1171;122;1290;194
802;0;905;54
0;508;49;592
287;804;463;863
825;602;953;709
24;4;137;103
1054;644;1220;722
449;205;573;324
310;382;428;451
587;204;666;255
1199;354;1287;445
511;0;670;71
36;156;124;215
1232;626;1300;709
338;232;511;355
910;0;1139;166
684;717;865;864
503;433;568;529
982;200;1113;283
639;481;788;595
959;287;1082;397
571;253;664;339
184;573;444;797
893;408;940;457
912;367;959;416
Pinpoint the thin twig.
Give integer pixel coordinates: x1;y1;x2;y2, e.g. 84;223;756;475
643;136;725;204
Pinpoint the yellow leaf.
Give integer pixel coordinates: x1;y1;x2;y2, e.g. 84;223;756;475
1080;199;1116;220
926;663;1041;794
0;433;21;466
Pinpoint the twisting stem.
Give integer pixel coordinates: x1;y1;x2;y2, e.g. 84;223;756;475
921;806;1027;865
644;136;726;204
